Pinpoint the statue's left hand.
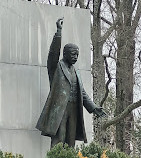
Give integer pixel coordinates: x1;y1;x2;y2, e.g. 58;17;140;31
93;107;107;118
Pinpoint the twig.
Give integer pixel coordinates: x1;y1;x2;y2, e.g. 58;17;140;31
98;0;102;17
107;0;116;13
77;0;85;8
101;16;112;26
132;0;141;33
138;51;141;62
74;1;78;7
65;0;70;6
48;0;51;4
132;0;137;13
86;0;91;9
100;18;117;45
55;0;58;5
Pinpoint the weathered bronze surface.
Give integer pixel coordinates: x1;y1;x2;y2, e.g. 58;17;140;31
36;18;106;148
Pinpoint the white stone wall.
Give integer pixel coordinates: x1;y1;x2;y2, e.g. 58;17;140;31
0;0;93;157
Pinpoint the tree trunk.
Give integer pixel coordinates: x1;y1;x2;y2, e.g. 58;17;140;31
115;0;134;153
92;0;106;146
116;33;134;154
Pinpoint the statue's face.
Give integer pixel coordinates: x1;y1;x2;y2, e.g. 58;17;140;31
65;49;79;65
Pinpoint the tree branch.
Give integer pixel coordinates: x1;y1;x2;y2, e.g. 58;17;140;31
93;0;103;19
86;0;91;9
55;0;58;5
77;0;85;8
115;0;120;10
48;0;51;4
100;55;112;107
90;10;94;16
107;0;116;13
65;0;70;6
98;0;102;18
132;0;137;13
105;38;117;60
101;16;112;26
100;15;118;45
99;25;115;45
132;0;141;33
103;99;141;130
138;50;141;62
74;1;78;7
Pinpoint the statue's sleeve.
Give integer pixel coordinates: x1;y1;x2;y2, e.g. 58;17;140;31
47;32;61;85
82;88;107;117
82;88;97;113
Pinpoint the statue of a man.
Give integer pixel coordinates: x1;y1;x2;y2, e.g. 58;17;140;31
36;18;106;148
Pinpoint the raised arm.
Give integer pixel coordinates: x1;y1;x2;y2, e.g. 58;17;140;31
47;18;63;85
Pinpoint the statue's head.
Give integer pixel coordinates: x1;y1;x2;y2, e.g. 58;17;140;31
63;43;79;65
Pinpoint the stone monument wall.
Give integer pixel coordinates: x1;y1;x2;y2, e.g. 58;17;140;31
0;0;92;157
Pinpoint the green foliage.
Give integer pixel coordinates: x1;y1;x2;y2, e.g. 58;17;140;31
46;143;79;158
106;150;129;158
46;142;130;158
0;151;23;158
80;142;129;158
80;142;103;158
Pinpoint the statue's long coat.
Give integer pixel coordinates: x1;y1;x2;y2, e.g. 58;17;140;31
36;33;97;143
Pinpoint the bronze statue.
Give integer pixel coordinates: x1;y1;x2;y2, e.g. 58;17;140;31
36;18;106;148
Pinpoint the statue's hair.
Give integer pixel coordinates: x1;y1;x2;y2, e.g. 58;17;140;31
63;43;79;56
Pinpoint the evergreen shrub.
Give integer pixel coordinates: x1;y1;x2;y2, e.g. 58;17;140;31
46;142;130;158
46;143;79;158
80;142;129;158
0;151;23;158
80;142;103;158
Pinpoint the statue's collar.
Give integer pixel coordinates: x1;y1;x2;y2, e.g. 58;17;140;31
62;59;73;69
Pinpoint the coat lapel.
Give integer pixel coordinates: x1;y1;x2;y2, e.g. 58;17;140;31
75;70;82;85
59;60;83;87
59;60;72;85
